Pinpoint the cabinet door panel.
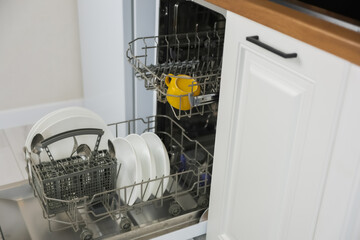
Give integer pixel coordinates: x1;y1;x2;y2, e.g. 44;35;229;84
208;11;349;240
314;65;360;240
221;47;314;240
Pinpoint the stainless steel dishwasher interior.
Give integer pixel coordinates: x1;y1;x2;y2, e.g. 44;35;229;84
0;181;118;240
0;180;204;240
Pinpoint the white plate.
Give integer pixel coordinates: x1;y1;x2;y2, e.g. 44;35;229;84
125;134;156;201
26;106;111;151
141;132;170;198
25;107;113;163
25;107;111;151
25;107;66;152
111;137;141;206
39;116;113;162
26;107;80;151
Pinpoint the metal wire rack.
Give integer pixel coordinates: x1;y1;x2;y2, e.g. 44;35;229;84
25;115;213;237
127;31;224;119
32;150;117;215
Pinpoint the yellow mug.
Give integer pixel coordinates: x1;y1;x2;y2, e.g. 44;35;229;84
165;74;201;111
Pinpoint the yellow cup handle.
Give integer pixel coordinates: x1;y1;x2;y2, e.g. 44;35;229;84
165;74;174;87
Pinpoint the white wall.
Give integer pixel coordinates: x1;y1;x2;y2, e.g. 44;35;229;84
0;0;83;111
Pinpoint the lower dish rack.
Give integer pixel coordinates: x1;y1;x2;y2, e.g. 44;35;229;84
25;115;213;240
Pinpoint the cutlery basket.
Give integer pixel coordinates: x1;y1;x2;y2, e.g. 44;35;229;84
28;129;117;215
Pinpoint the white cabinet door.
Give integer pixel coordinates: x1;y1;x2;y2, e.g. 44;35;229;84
313;64;360;240
208;11;351;240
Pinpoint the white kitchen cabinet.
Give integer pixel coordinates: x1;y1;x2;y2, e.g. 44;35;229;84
208;11;360;240
313;63;360;240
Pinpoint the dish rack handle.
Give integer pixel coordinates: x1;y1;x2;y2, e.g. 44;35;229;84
40;128;104;162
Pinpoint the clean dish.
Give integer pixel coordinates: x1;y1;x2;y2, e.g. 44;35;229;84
25;107;66;153
141;132;170;198
110;137;141;206
26;107;111;149
125;134;156;201
25;107;83;151
25;107;113;163
25;107;111;152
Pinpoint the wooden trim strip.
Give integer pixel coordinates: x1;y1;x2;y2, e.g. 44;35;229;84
206;0;360;66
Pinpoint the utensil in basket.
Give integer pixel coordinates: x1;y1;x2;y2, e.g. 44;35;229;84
31;133;44;163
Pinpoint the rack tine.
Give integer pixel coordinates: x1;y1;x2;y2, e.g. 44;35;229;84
165;36;170;63
196;32;201;72
216;31;221;65
142;37;148;66
186;34;190;62
206;32;211;72
116;163;122;182
176;34;180;62
154;36;159;66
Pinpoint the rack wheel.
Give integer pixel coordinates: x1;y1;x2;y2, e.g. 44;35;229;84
120;217;132;231
169;202;182;216
197;195;209;208
80;228;93;240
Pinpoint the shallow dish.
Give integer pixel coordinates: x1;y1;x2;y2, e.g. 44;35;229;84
141;132;170;198
26;107;111;151
125;134;156;201
25;107;113;163
111;137;141;206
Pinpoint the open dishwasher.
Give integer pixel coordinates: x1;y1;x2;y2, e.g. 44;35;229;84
25;115;214;240
23;1;226;239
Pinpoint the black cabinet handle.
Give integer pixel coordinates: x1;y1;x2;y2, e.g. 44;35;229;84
246;36;297;59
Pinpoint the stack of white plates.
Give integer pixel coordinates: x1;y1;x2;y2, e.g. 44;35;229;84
25;106;114;163
110;132;170;205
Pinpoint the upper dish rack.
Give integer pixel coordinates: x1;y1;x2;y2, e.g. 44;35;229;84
127;30;225;119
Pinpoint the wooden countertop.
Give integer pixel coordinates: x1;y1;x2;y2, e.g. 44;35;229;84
206;0;360;66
